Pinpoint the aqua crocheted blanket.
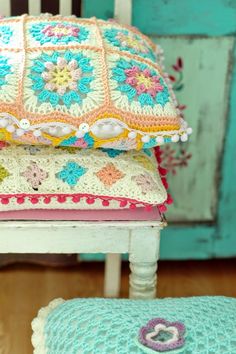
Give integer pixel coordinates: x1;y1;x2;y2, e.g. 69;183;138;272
32;296;236;354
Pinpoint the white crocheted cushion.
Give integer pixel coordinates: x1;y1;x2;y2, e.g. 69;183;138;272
0;144;168;211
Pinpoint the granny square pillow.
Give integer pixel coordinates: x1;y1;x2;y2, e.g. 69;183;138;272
0;143;170;211
0;14;191;150
31;297;236;353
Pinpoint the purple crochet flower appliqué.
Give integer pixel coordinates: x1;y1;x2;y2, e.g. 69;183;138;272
138;318;185;352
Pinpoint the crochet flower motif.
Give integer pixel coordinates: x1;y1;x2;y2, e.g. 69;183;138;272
132;173;157;194
0;25;13;44
0;55;11;88
60;134;94;148
96;163;124;187
30;22;89;45
56;161;87;187
112;59;169;107
104;28;155;61
138;318;185;352
29;51;94;108
22;162;48;189
0;164;10;183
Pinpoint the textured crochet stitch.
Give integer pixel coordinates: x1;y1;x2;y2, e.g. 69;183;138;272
0;14;191;149
31;296;236;354
0;144;168;211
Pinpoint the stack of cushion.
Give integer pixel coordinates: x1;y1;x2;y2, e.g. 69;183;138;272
0;14;191;216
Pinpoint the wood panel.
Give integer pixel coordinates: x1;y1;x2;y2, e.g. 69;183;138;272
82;0;114;19
215;43;236;257
132;0;236;36
154;37;234;222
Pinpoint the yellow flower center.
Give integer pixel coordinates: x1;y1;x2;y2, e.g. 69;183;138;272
51;67;72;86
136;73;153;88
52;27;71;36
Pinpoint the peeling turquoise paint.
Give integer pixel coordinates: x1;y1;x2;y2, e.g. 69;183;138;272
132;0;236;36
81;0;236;260
82;0;114;20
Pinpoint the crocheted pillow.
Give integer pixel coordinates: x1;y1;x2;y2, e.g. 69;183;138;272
32;297;236;354
0;14;191;150
0;143;170;211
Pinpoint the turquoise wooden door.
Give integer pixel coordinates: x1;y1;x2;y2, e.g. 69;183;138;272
82;0;236;259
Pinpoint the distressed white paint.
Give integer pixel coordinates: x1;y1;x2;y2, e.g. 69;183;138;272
0;220;164;298
29;0;41;15
59;0;72;16
114;0;132;25
0;0;10;17
129;229;161;299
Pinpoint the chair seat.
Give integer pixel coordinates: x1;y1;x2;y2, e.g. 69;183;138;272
32;296;236;354
0;207;161;221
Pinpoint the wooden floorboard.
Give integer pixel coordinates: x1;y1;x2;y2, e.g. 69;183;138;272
0;259;235;354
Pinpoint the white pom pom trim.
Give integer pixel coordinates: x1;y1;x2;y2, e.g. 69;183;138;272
141;135;150;143
180;133;188;142
156;136;164;145
33;130;42;137
128;131;137;139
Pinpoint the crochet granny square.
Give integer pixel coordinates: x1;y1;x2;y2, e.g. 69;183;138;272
31;297;236;354
0;14;191;150
0;143;169;211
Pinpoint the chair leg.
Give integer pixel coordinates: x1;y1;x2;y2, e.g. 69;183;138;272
129;228;161;299
104;253;121;297
129;261;157;299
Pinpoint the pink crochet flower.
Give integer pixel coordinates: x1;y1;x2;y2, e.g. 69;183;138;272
22;162;48;189
125;66;164;97
42;24;80;39
132;173;157;194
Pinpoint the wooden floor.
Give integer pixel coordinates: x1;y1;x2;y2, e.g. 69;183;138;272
0;258;235;354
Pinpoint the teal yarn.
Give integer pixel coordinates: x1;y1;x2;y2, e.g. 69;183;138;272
56;162;87;187
0;55;11;87
30;22;89;45
32;296;236;354
112;59;170;108
29;50;94;108
0;25;13;44
103;28;156;62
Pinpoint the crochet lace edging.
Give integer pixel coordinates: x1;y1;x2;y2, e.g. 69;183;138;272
31;298;65;354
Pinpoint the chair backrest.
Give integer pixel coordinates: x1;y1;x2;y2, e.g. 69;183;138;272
0;0;132;24
0;0;80;17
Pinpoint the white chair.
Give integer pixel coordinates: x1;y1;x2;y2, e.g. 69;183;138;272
0;217;165;299
0;0;165;299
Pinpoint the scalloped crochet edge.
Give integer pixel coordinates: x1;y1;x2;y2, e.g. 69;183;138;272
31;298;65;354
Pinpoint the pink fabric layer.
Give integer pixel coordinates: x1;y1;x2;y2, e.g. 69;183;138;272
0;208;161;221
